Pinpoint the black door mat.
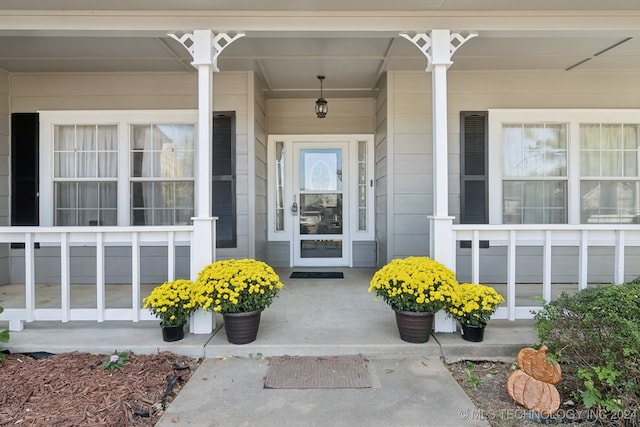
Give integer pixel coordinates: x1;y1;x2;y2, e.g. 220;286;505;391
264;355;373;389
289;271;344;279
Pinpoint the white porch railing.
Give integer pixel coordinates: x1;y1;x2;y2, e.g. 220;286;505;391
453;224;640;321
0;226;202;331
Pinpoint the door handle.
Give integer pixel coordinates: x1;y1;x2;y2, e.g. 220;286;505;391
291;195;298;215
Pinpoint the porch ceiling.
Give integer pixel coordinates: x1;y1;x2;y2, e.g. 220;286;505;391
1;1;640;99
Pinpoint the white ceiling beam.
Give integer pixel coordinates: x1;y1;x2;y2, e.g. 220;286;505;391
2;10;640;33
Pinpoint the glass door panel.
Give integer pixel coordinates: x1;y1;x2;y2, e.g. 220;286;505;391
294;145;348;265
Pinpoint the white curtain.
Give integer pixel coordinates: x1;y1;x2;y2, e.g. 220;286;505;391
131;124;194;225
54;125;117;226
580;124;639;223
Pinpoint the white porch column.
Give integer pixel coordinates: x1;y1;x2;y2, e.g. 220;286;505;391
169;30;244;334
401;30;477;332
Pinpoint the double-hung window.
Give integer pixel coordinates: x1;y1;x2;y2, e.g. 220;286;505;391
130;124;195;225
53;124;118;226
489;110;640;225
41;110;197;227
501;122;568;224
580;123;640;223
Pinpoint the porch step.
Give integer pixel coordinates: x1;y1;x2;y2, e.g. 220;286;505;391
2;319;537;362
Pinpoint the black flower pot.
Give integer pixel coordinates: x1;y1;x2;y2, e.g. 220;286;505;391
223;309;263;344
162;324;185;342
393;309;434;343
460;323;485;342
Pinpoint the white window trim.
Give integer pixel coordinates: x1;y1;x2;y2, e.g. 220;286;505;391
489;109;640;225
39;110;197;226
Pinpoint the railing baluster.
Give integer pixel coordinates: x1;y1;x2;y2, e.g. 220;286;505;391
131;232;140;322
24;233;35;322
507;230;516;321
579;230;588;290
472;230;480;284
543;230;552;303
168;231;176;281
614;230;625;284
61;232;70;322
96;232;105;322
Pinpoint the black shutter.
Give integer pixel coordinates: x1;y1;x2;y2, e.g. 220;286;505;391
11;113;39;226
460;111;488;224
212;112;236;248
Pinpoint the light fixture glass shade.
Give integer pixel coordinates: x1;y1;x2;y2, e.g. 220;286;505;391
315;97;328;118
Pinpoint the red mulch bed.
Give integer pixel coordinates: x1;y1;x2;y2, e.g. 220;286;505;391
0;351;201;426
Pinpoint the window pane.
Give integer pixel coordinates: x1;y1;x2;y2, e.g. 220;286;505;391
131;182;149;208
624;151;637;177
275;141;285;231
503;123;567;177
131;124;194;179
175;182;194;208
100;210;117;226
154;182;174;209
55;125;75;151
100;182;117;209
98;125;118;150
130;181;192;226
503;180;566;224
580;151;600;176
76;126;96;151
624;124;639;149
300;148;342;191
176;209;193;225
55;181;116;226
54;152;74;178
131;125;151;151
581;181;638;223
56;182;77;209
580;124;600;149
98;152;118;177
77;152;97;178
601;124;622;150
601;152;622;176
56;210;76;226
502;124;523;176
78;182;99;209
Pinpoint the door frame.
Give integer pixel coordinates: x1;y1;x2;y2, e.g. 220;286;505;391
267;134;375;267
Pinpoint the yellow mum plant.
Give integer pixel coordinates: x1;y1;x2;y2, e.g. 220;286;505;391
191;259;284;314
368;256;458;313
143;279;196;327
447;283;505;327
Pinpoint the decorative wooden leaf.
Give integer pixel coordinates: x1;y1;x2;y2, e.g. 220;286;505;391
516;345;561;384
507;370;561;415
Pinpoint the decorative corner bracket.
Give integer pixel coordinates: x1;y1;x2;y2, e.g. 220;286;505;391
400;31;477;71
168;31;245;72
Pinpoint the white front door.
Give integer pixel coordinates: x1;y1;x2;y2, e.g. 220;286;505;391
293;142;349;266
267;134;374;268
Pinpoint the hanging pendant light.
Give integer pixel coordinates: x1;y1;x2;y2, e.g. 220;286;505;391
315;75;328;118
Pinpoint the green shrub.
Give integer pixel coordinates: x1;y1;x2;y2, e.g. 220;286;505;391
534;280;640;420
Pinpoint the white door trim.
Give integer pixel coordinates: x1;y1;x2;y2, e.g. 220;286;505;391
267;134;374;267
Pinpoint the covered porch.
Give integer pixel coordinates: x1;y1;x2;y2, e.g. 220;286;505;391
1;267;537;362
1;224;639;332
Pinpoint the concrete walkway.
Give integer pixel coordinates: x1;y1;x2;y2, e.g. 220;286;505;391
1;267;539;426
155;356;491;427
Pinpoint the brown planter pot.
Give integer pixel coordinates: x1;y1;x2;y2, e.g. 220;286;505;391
223;309;263;344
393;309;434;343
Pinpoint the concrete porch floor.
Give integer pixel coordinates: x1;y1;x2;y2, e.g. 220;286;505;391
0;267;539;363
